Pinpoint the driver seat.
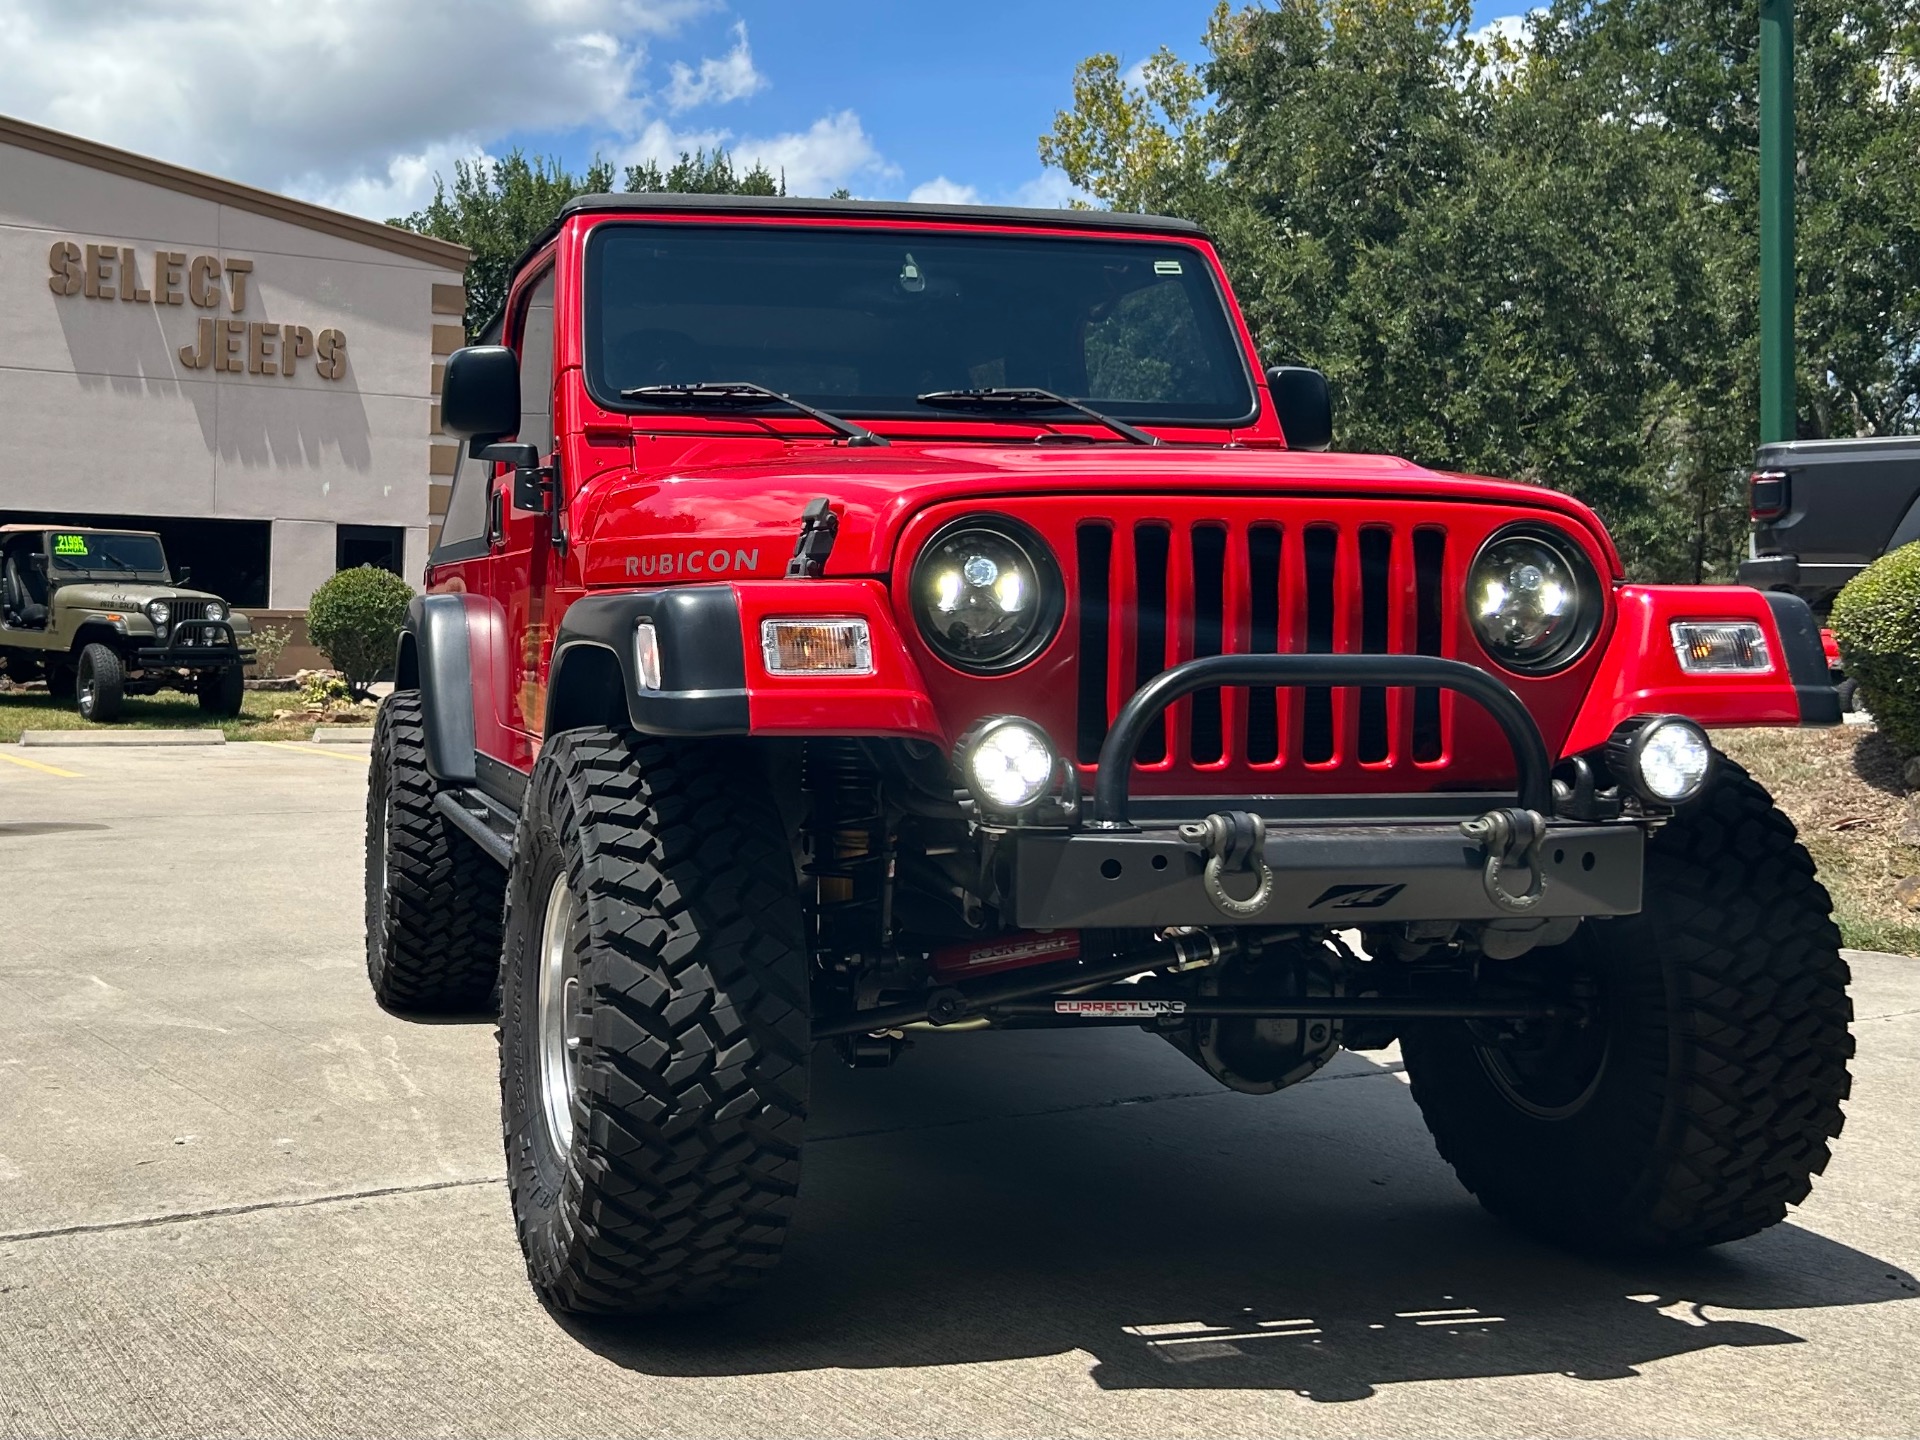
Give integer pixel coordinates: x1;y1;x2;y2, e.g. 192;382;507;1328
2;549;49;629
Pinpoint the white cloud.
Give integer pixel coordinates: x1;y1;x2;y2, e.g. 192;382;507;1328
1468;9;1545;53
1121;57;1152;90
665;20;767;111
0;0;718;214
1006;170;1085;209
288;140;495;221
908;177;981;205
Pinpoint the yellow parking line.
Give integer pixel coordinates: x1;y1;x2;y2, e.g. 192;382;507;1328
278;743;370;763
0;750;83;778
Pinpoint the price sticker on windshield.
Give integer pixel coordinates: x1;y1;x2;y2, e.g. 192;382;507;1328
1154;259;1184;275
53;534;88;556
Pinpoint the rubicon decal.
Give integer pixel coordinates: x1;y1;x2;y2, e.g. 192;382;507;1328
625;547;765;578
1055;998;1187;1018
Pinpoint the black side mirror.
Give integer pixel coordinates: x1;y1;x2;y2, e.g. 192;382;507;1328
176;566;193;585
1266;365;1332;452
441;345;521;443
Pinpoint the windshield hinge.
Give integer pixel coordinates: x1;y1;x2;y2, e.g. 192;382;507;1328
786;498;839;578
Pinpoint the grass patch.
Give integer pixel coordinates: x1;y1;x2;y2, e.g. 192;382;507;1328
0;687;366;744
1717;725;1920;956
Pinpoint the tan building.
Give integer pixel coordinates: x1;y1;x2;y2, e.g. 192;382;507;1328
0;113;470;646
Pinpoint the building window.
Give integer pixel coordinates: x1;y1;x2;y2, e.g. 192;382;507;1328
337;524;404;576
0;512;270;606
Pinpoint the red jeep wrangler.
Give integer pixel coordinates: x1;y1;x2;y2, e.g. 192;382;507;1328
365;195;1851;1316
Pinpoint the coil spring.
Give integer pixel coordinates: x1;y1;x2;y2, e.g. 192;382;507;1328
801;740;888;956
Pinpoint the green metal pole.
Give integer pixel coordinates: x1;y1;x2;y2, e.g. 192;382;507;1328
1759;0;1795;444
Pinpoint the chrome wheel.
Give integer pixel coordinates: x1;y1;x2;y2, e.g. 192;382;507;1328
77;656;95;717
536;873;583;1156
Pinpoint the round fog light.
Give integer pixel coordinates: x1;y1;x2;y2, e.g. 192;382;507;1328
1608;716;1713;805
959;716;1058;813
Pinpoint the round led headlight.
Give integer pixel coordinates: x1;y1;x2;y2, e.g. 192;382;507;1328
146;599;170;627
205;600;227;623
1467;525;1600;675
1607;715;1714;806
958;715;1060;813
911;516;1063;674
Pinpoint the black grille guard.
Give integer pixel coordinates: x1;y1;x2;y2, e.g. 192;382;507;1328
1089;653;1554;829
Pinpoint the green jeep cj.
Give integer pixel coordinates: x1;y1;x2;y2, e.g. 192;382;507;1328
0;526;254;721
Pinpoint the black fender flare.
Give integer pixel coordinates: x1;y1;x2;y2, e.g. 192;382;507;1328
397;595;477;784
546;585;749;738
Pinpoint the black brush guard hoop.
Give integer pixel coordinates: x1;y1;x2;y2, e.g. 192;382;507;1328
1090;653;1553;828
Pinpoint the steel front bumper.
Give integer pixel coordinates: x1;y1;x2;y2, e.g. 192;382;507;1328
133;619;253;670
1009;818;1642;928
1003;653;1646;930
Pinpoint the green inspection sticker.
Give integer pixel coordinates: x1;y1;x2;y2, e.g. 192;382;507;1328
53;534;88;556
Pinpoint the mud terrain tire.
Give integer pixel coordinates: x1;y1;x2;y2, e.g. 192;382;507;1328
1402;759;1853;1253
364;691;504;1012
499;728;810;1315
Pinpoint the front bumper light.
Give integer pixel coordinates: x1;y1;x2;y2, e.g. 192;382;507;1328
1466;524;1601;675
911;515;1063;674
1607;715;1714;805
957;715;1060;814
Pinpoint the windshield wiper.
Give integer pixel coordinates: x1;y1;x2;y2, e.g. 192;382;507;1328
915;388;1161;446
619;381;888;447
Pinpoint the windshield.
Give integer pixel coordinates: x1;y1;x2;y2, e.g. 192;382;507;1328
584;224;1256;425
47;531;168;576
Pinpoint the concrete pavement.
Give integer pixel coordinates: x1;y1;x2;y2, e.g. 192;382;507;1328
1;743;1916;1438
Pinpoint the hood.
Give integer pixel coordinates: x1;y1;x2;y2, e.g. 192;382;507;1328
575;443;1622;586
55;580;231;611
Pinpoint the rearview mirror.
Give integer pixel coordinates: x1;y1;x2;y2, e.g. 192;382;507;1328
1266;365;1332;452
441;345;521;443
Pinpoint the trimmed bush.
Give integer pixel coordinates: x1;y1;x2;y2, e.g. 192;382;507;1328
1830;542;1920;754
306;565;413;699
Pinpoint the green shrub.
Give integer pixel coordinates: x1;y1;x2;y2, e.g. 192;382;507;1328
247;623;293;678
305;566;413;699
1830;542;1920;754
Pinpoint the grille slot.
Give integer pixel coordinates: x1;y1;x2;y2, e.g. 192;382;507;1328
1412;527;1448;762
1072;515;1455;776
1245;524;1283;765
1189;524;1227;764
1132;524;1171;765
169;600;209;624
1075;526;1113;764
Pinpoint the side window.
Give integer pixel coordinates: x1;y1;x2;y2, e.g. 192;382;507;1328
433;440;491;557
516;269;556;455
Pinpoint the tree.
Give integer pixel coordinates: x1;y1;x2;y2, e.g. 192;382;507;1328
1040;0;1920;580
392;147;792;336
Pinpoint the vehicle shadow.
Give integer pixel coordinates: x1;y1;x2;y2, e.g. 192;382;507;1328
561;1030;1918;1403
1851;727;1906;796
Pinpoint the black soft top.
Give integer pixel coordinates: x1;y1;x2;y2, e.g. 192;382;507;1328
552;192;1204;235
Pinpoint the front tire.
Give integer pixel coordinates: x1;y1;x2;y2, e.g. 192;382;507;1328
364;691;504;1012
1402;759;1853;1253
197;665;245;717
75;643;125;721
499;729;810;1315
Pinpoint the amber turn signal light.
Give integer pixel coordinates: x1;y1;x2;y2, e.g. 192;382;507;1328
760;619;874;676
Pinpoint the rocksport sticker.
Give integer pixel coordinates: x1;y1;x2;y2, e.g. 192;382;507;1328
1054;998;1187;1018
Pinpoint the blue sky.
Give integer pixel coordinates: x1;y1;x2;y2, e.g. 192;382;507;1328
508;1;1541;211
0;1;1539;220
